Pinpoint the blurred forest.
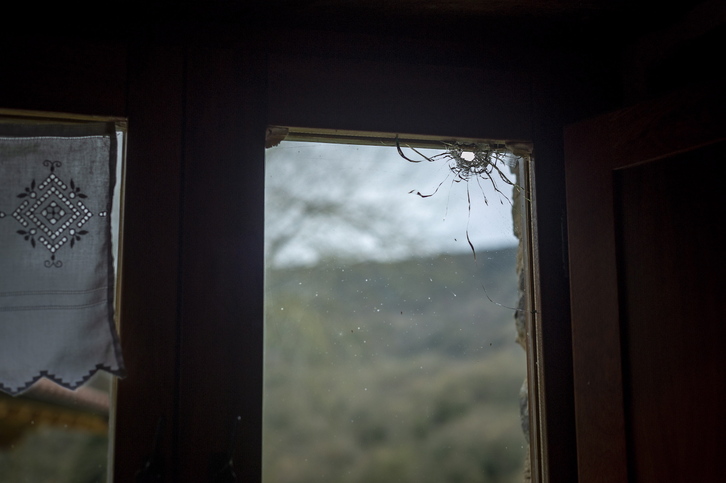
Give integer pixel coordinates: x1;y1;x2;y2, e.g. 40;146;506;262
264;246;527;483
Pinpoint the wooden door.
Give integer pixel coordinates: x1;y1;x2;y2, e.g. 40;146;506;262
564;82;726;482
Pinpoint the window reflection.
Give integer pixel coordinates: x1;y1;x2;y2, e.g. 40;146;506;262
0;373;110;482
264;140;528;483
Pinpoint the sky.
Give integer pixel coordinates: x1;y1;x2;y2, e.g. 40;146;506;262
265;140;520;267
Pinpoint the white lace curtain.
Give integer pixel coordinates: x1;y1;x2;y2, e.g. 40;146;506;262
0;121;125;395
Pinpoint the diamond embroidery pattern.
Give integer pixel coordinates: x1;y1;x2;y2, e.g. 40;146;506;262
9;160;106;267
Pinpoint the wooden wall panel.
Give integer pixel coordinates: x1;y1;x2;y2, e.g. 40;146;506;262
565;81;726;483
615;144;726;481
113;42;185;483
177;39;266;482
267;52;532;142
529;69;578;483
0;37;127;117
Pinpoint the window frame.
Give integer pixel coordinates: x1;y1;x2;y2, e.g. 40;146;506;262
264;126;544;482
112;39;578;482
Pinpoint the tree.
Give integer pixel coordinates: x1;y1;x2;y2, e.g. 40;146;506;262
265;141;437;267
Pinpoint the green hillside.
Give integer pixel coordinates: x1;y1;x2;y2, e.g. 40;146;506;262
264;247;528;483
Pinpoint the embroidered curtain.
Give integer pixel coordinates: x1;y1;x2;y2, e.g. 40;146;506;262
0;121;125;395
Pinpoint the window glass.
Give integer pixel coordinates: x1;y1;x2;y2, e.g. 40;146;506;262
0;372;112;482
0;115;125;483
264;139;529;482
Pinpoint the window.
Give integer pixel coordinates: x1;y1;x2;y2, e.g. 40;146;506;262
0;109;127;483
263;130;535;482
